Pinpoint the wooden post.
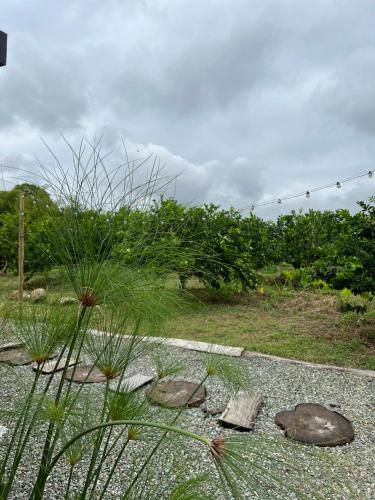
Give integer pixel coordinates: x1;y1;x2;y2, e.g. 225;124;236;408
18;191;25;305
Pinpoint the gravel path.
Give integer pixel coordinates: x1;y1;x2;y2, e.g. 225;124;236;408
0;346;374;499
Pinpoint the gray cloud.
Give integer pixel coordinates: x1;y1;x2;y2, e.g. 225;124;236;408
1;0;375;219
316;51;375;136
0;34;89;130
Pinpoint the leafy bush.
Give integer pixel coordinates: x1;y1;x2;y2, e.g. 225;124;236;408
0;184;56;277
340;298;375;344
339;290;369;314
114;200;258;291
273;199;375;293
205;280;245;303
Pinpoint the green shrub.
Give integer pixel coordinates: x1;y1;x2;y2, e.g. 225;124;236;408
205;280;244;303
339;293;369;314
311;279;330;291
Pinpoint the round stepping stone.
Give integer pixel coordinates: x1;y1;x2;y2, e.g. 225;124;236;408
0;348;33;366
147;380;206;408
65;365;109;384
275;403;354;447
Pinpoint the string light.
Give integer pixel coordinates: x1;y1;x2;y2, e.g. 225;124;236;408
243;168;374;212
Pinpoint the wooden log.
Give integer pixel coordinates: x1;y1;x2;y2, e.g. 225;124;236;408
219;392;264;431
275;403;355;446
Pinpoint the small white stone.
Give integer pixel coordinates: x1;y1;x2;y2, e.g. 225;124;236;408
0;425;9;441
30;288;46;302
58;296;78;306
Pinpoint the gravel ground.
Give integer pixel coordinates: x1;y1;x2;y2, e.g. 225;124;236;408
0;345;374;499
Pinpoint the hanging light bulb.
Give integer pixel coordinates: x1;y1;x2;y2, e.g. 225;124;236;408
277;198;282;204
306;191;310;198
336;181;341;189
368;170;373;178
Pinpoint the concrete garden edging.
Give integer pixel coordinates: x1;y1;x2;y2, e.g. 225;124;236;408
90;329;375;379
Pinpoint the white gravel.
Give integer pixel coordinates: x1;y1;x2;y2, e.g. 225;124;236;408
0;347;374;499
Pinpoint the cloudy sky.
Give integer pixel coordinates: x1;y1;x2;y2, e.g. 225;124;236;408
1;0;375;218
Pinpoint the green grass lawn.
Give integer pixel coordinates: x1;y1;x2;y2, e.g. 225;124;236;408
163;286;374;370
1;272;374;370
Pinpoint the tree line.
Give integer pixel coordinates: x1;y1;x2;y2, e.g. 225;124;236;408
0;184;374;293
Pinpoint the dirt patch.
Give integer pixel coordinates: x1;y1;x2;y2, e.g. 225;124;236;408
285;292;339;316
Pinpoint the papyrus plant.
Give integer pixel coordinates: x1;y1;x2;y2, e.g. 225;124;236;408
0;139;350;499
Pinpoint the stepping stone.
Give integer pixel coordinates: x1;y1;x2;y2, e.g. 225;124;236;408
275;403;355;447
110;374;154;393
0;341;25;352
219;392;264;431
0;425;8;441
65;365;109;384
0;348;34;366
147;380;206;408
32;358;78;374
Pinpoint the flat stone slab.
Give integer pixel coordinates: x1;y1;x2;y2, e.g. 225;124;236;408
90;329;244;357
147;380;206;408
219;392;264;431
110;374;154;393
0;341;25;352
275;403;355;446
0;348;34;366
161;338;244;357
65;365;109;384
32;357;78;374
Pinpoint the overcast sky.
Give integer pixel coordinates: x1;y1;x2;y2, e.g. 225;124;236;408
1;0;375;219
